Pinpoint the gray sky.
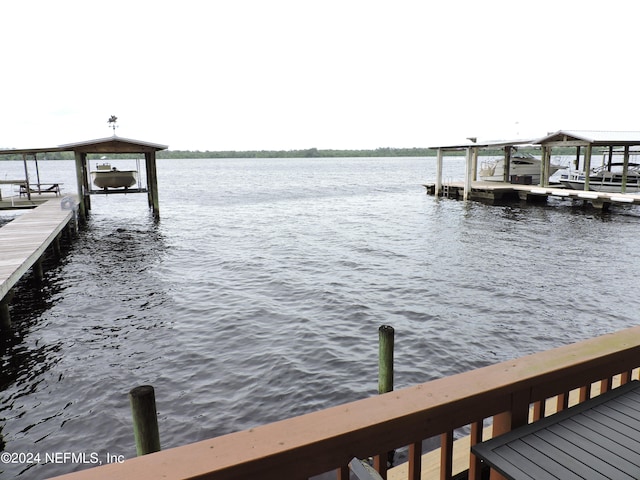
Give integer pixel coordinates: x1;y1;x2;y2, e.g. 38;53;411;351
2;1;638;151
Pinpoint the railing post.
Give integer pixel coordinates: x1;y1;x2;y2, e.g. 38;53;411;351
129;385;161;456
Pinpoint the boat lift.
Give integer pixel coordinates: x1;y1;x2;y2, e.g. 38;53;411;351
87;156;147;195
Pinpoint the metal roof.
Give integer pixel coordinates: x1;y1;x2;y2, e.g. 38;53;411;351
535;130;640;146
429;138;537;151
430;130;640;150
0;135;168;156
58;135;168;153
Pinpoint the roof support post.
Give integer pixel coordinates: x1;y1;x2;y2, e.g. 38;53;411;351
540;147;550;187
22;153;31;200
34;154;41;192
145;152;160;219
472;147;478;181
622;145;630;194
464;147;473;201
583;144;592;191
503;147;511;182
435;148;443;196
74;152;89;220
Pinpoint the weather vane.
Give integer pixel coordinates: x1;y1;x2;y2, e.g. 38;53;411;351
108;115;118;134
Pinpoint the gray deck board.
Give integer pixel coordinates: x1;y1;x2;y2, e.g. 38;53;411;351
472;381;640;480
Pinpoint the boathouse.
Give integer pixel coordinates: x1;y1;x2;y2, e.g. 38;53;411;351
537;130;640;191
428;130;640;209
60;136;167;220
0;135;167;219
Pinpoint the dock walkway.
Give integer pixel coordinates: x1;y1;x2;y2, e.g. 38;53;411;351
0;197;77;302
424;181;640;208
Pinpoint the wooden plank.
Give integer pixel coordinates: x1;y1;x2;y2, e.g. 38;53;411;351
0;198;75;299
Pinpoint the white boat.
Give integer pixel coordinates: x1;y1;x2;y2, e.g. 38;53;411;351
90;163;137;189
558;163;640;193
479;151;562;184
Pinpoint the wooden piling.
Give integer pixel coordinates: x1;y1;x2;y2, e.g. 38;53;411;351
379;325;396;467
33;258;44;281
0;290;14;331
0;301;10;330
378;325;394;394
53;234;61;258
129;385;161;456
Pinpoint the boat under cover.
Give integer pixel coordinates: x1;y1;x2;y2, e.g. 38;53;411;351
90;163;137;189
479;152;563;184
559;163;640;193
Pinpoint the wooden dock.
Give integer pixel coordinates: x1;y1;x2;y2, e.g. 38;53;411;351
0;196;78;327
424;181;640;209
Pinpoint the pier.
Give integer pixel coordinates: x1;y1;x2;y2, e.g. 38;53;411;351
428;130;640;210
0;197;78;328
423;180;640;209
0;135;167;220
0;134;167;328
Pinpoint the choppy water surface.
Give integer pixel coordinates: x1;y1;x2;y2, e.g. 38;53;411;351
1;156;640;478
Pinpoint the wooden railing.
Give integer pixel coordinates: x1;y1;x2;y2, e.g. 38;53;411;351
51;325;640;480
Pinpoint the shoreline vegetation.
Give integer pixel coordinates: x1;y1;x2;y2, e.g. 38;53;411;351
0;146;579;161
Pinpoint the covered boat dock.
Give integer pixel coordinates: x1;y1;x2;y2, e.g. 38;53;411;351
0;135;167;219
428;130;640;208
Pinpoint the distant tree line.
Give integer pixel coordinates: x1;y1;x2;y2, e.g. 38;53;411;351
0;147;437;161
156;147;437;159
0;146;584;161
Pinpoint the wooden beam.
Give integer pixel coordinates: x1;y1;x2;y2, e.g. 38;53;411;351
503;147;511;182
583;144;592;191
74;152;88;219
622;146;630;193
145;153;160;219
463;148;471;200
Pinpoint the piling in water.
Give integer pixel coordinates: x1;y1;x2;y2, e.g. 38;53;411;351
378;325;396;467
0;290;15;331
378;325;394;394
0;302;10;330
129;385;161;456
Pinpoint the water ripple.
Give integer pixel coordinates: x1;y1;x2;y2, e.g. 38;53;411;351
1;157;639;478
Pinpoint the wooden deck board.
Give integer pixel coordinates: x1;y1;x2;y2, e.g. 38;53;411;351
424;181;640;205
0;197;76;299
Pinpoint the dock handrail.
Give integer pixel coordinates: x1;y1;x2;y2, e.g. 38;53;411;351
51;325;640;480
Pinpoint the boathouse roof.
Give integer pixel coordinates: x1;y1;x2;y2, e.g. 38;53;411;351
430;130;640;151
429;138;536;151
0;135;168;156
58;135;168;153
535;130;640;147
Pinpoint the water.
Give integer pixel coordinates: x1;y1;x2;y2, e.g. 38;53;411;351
1;156;639;478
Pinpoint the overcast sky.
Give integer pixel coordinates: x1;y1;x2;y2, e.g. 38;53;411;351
2;1;638;151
